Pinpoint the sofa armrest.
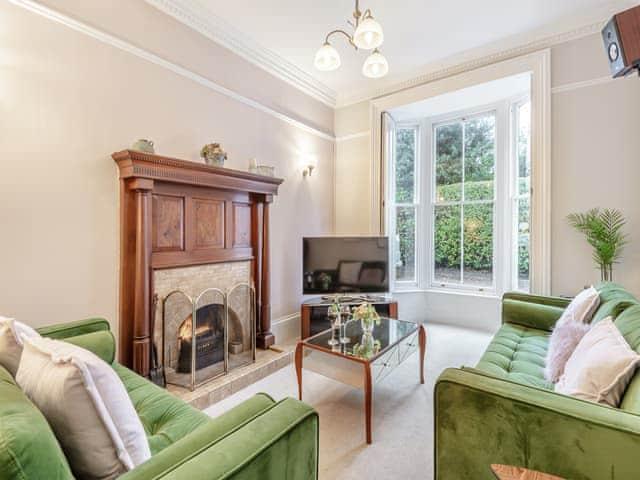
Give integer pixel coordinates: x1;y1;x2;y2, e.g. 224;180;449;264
122;397;318;480
36;317;111;338
501;292;569;331
37;318;115;364
435;368;640;480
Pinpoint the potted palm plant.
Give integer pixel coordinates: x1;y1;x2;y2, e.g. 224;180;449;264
567;208;628;282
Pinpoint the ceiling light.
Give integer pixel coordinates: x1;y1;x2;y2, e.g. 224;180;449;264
314;0;388;78
362;49;388;78
314;42;341;71
353;16;384;50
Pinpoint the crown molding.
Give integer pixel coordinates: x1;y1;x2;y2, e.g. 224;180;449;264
9;0;335;142
336;21;604;108
551;75;613;94
145;0;337;108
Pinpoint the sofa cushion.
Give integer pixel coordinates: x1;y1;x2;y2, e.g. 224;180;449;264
113;363;211;455
592;282;638;323
17;338;151;479
555;317;640;407
0;364;74;479
476;323;553;390
613;305;640;413
0;317;41;376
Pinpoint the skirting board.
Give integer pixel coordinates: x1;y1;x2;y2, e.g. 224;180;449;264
271;313;300;344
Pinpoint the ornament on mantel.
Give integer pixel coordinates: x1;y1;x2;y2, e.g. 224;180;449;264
200;143;227;167
131;139;155;154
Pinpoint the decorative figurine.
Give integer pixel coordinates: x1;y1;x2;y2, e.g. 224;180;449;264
132;139;155;154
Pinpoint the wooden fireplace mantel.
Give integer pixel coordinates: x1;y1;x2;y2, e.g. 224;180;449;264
113;149;283;376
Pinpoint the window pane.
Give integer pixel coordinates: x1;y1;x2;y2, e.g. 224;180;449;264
463;203;494;287
518;197;530;291
395;129;416;203
464;116;495;201
435;123;462;202
395;207;416;282
434;205;461;284
518;102;531;195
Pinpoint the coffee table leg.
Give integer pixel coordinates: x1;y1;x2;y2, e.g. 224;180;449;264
364;363;372;444
295;342;303;401
419;325;426;384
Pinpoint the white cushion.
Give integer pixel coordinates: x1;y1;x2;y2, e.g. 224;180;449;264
0;316;40;376
16;337;150;479
544;286;600;383
555;317;640;407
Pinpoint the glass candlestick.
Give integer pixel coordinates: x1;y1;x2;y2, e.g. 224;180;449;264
339;304;351;344
327;304;340;346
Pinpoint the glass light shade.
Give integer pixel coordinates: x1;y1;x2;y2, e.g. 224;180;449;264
353;17;384;50
314;43;341;71
362;49;388;78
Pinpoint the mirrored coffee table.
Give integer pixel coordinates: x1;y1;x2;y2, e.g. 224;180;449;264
295;317;426;444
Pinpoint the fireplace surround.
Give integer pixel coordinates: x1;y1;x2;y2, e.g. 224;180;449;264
113;150;282;377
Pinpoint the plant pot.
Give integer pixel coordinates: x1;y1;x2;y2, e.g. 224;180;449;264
203;152;226;167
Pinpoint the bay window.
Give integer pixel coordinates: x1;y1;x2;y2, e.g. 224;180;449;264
389;97;531;295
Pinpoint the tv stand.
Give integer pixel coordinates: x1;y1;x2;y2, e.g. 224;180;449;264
300;296;398;339
320;294;389;303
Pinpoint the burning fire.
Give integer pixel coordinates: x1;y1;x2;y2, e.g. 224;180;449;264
178;315;211;341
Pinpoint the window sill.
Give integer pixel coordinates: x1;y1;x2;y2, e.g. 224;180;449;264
391;287;500;300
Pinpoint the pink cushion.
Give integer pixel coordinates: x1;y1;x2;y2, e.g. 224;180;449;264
555;317;640;407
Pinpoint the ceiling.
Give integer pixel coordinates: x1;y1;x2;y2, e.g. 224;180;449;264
156;0;637;106
390;73;531;121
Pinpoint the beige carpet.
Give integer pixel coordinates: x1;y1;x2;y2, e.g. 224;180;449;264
205;324;492;480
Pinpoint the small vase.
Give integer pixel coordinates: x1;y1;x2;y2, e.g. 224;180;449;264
361;319;374;335
361;332;375;351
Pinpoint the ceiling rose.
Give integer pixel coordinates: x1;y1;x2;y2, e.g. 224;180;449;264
314;0;388;79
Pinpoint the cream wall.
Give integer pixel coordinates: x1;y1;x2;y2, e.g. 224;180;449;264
334;32;640;324
551;34;640;297
334;101;371;234
0;1;335;340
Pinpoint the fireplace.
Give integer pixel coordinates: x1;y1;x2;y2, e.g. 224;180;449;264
113;150;282;377
160;282;255;391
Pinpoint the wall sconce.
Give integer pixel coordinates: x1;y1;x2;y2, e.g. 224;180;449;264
302;156;318;177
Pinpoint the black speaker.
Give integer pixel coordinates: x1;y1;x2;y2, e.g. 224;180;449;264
602;5;640;78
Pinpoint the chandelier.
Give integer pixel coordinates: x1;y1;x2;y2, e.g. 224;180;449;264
314;0;388;79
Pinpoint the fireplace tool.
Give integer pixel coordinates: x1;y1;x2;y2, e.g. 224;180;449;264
149;294;166;388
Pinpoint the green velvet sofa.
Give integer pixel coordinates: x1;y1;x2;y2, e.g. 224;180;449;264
435;283;640;480
0;318;318;479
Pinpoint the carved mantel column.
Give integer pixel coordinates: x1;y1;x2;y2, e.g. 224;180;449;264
256;195;274;349
129;178;153;376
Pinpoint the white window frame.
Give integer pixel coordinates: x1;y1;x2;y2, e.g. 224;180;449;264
427;105;501;294
389;123;421;289
510;96;532;292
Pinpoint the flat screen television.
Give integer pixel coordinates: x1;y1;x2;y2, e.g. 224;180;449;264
303;236;389;295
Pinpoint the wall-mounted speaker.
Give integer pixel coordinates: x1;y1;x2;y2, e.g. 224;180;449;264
602;5;640;78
